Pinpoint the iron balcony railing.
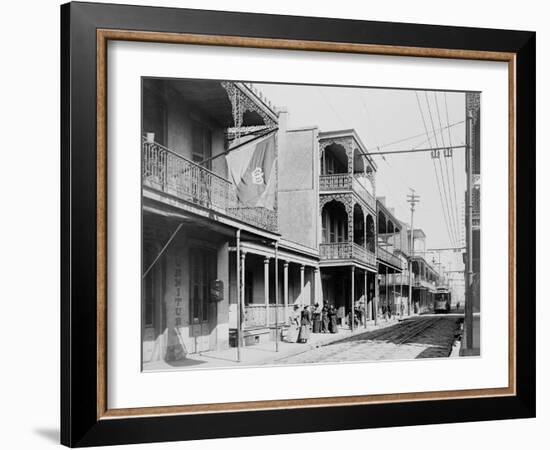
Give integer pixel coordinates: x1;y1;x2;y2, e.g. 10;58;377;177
414;276;437;291
377;245;402;269
244;304;288;328
380;273;410;286
142;138;278;232
319;241;376;266
319;173;376;210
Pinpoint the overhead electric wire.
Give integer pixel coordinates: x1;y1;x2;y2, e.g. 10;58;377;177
415;91;455;248
365;119;465;152
444;92;462;242
317;88;346;128
355;90;411;204
416;91;454;246
426;92;457;247
422;92;456;247
434;92;460;246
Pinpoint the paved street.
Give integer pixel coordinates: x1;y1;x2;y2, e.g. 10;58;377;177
276;315;462;365
143;315;464;371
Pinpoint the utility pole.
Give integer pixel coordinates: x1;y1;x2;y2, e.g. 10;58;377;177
236;229;241;362
465;111;474;350
406;189;420;316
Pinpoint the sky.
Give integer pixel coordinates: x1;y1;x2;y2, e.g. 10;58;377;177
256;82;467;276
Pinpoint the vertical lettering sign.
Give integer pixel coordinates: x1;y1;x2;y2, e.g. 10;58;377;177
174;255;183;327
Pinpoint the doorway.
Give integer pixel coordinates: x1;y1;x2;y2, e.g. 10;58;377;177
189;248;217;353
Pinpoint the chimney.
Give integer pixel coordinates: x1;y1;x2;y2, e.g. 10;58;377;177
276;106;289;133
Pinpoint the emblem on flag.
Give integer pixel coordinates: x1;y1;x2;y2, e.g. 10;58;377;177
226;133;277;209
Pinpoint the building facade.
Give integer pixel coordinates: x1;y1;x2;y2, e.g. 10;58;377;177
466;92;481;313
142;79;285;363
141;79;442;366
407;229;440;313
317;130;378;325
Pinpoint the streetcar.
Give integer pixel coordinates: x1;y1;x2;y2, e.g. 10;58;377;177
433;287;451;313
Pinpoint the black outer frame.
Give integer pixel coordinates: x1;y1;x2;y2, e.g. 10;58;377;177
60;1;535;447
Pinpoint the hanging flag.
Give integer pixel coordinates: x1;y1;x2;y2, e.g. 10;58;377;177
226;132;277;210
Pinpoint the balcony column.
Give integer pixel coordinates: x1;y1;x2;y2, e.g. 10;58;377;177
350;266;355;331
364;215;367;250
264;257;270;326
314;267;320;305
400;270;404;318
385;266;389;320
240;251;247;332
300;264;305;305
283;261;289;319
363;269;368;328
392;270;395;318
345;201;354;248
367;272;373;321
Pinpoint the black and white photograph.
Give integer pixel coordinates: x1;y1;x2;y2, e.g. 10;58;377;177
141;78;481;371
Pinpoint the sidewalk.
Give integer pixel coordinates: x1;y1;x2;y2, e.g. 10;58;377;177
143;316;402;371
459;312;480;356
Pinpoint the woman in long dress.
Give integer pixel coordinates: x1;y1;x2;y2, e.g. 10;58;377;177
312;303;322;333
321;304;329;333
328;305;338;334
285;305;300;343
298;305;312;343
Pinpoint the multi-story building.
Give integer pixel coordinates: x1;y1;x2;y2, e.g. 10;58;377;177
466;92;480;313
140;78;439;366
407;229;440;313
377;199;407;316
141;79;295;363
316;130;379;325
379;218;412;316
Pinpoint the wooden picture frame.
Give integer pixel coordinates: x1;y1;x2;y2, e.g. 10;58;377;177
61;1;535;447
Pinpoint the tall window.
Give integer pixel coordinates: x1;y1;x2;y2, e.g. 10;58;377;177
321;148;347;175
191;120;212;169
322;206;348;243
190;248;216;323
245;271;254;305
144;272;155;327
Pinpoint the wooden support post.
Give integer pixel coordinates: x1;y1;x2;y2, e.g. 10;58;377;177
264;257;270;326
350;266;355;331
300;264;305;305
283;261;289;319
364;269;368;328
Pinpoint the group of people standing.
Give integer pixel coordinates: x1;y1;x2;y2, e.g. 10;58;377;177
285;303;339;344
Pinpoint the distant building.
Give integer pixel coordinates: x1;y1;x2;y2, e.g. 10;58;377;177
407;229;440;313
466;92;481;313
377;199;407;316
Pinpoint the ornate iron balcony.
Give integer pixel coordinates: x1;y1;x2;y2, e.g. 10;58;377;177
320;241;376;266
377;246;402;270
319;173;376;210
142;139;278;232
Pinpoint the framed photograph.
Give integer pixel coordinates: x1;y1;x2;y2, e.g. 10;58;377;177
61;1;535;447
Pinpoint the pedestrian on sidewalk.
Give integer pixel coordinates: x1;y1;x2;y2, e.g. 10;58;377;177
284;305;300;343
328;304;338;334
359;300;366;327
321;303;329;333
298;305;312;343
312;302;322;333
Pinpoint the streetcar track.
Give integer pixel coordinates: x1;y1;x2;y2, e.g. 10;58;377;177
280;316;462;364
278;317;449;363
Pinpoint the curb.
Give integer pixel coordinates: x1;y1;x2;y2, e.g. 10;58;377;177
270;319;400;363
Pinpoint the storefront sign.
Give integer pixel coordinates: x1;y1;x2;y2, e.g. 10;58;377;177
174;255;183;326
